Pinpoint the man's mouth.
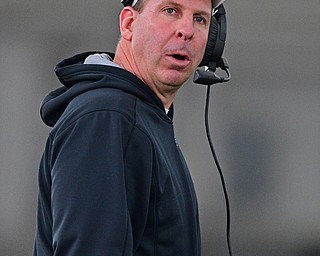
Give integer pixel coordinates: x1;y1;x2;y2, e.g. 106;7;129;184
167;52;191;69
171;54;188;61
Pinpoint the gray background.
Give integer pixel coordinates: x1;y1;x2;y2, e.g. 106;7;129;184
0;0;319;255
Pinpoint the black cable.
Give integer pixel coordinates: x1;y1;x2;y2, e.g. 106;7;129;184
204;84;233;256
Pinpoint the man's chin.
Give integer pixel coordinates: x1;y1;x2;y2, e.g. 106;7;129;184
161;70;192;87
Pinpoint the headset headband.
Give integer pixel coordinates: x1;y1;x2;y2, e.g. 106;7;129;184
121;0;138;7
130;0;139;6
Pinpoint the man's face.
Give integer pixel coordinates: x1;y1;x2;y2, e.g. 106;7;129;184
130;0;211;92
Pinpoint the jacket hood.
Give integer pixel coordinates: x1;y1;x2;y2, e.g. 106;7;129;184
41;52;172;127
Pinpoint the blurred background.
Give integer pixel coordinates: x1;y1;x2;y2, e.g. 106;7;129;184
0;0;319;255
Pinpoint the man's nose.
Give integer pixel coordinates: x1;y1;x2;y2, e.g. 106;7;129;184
176;17;195;40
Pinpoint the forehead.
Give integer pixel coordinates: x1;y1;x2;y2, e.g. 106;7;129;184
142;0;223;9
146;0;212;12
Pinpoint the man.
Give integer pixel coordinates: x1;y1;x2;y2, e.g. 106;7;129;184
34;0;223;255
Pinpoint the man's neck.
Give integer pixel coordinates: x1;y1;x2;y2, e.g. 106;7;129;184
114;41;175;109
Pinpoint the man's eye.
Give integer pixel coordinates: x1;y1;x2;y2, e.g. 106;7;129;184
165;8;176;15
195;16;205;24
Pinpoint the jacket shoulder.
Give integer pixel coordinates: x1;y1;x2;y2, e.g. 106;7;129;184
52;88;137;134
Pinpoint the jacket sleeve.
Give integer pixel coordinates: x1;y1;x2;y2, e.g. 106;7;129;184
48;110;153;255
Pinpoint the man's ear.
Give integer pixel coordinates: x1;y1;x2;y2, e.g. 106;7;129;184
119;7;136;41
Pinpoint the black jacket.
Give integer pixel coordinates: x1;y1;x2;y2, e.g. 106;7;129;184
34;52;201;256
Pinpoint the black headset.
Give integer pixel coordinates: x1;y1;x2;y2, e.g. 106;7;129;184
199;5;226;67
121;0;230;85
194;4;230;85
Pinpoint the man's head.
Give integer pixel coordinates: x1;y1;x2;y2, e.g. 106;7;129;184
115;0;214;107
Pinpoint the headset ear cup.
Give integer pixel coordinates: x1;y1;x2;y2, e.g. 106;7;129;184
198;4;227;68
199;18;219;67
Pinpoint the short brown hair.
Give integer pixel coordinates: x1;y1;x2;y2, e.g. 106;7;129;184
132;0;147;12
